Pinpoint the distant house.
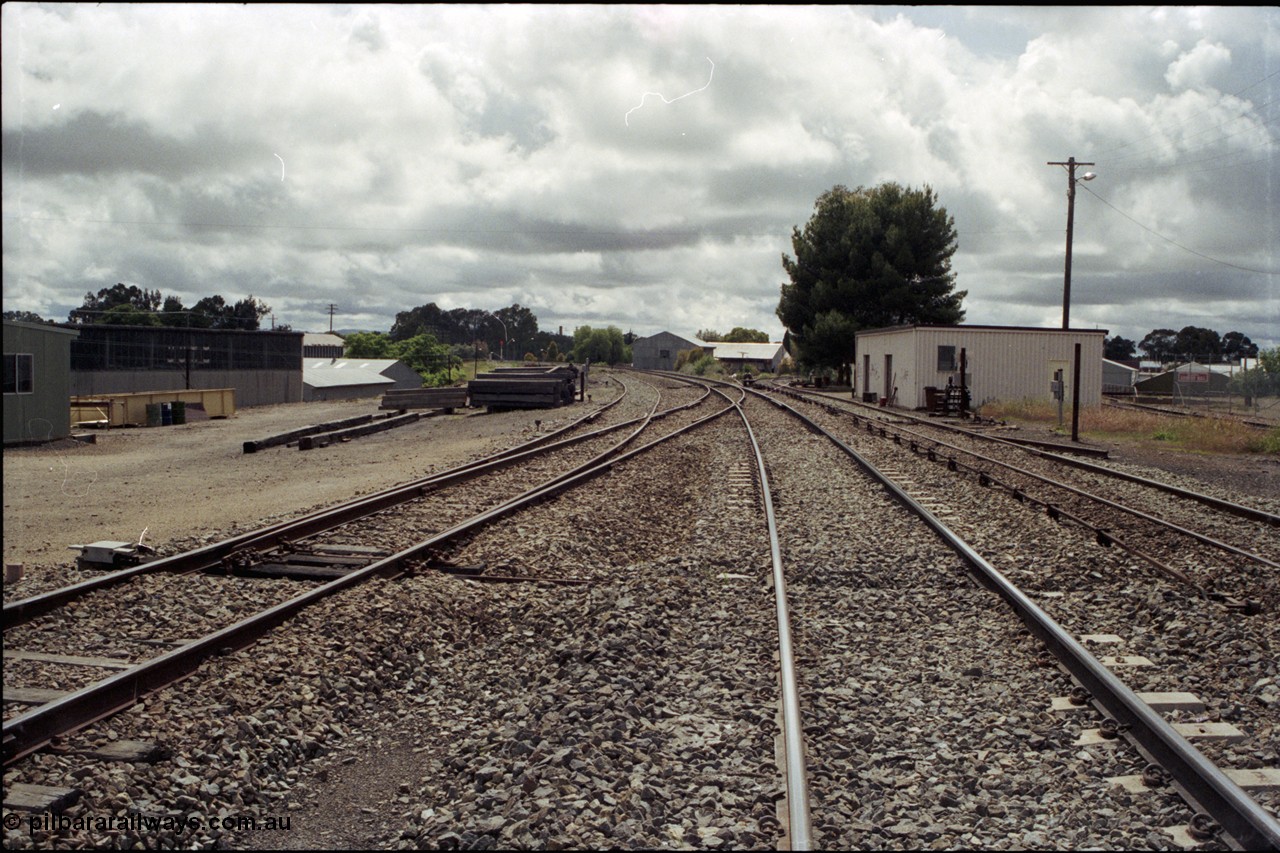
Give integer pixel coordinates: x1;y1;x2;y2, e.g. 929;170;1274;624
4;320;79;445
303;358;422;402
631;332;709;371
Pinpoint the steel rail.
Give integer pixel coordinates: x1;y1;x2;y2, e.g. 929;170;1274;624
3;381;739;767
2;381;686;630
732;398;813;851
1106;398;1274;432
751;387;1280;852
1032;449;1279;527
843;411;1279;571
772;384;1278;526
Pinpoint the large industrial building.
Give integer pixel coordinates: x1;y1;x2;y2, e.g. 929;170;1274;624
853;324;1107;410
66;324;304;408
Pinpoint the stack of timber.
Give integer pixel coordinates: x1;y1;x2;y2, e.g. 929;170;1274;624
379;386;469;413
468;365;579;410
299;412;421;450
244;413;376;453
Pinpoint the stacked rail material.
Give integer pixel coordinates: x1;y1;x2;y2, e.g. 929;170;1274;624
380;387;469;413
468;366;578;410
298;412;421;450
243;413;377;453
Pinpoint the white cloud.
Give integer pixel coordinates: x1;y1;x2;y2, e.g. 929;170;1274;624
1165;39;1233;91
2;4;1277;350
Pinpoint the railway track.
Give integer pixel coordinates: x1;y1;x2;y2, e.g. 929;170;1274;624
1105;398;1276;432
731;382;1279;850
762;382;1279;610
1;374;731;765
3;369;1277;850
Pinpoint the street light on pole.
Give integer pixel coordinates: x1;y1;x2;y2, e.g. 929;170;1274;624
491;313;507;363
1047;157;1096;329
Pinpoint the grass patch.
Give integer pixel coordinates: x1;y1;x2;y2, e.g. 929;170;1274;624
978;399;1280;456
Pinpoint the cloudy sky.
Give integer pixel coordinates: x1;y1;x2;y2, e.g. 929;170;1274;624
3;5;1278;350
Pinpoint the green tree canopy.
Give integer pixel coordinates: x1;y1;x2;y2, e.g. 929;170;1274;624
777;183;964;368
723;327;770;343
1139;329;1177;362
571;325;628;365
68;284;270;329
343;332;395;358
1222;331;1259;361
1104;335;1136;361
1173;326;1222;362
3;310;50;324
70;283;161;323
699;327;771;343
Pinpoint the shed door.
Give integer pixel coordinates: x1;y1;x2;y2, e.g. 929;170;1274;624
883;354;893;401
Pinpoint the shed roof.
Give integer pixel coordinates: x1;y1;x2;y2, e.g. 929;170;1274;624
303;332;346;347
303;367;394;389
3;319;80;338
709;342;784;360
304;358;403;389
856;324;1108;337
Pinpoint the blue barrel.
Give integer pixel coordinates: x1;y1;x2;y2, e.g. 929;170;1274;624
160;402;173;426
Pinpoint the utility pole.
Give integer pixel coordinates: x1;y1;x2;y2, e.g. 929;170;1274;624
1047;157;1095;329
326;303;338;333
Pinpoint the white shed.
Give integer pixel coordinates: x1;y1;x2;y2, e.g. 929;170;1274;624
303;358;422;402
854;325;1107;410
709;342;787;373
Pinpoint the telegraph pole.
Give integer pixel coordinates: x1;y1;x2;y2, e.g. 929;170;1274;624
1047;157;1095;329
326;303;338;333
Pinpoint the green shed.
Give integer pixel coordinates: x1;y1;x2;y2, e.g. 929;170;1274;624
1133;361;1231;396
4;320;80;445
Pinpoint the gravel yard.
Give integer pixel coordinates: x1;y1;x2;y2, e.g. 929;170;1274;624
3;378;1275;850
3;395;601;601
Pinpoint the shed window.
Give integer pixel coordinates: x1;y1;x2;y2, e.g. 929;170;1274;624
659;349;670;359
937;345;957;371
3;353;34;394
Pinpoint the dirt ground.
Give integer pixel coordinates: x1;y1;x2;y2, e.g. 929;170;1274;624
1004;420;1280;501
2;397;576;575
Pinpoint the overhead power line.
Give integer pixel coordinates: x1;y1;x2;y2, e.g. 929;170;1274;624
1079;184;1280;275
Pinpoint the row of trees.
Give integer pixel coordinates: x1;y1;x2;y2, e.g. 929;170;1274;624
1106;328;1261;364
390;302;571;362
64;283;276;330
696;327;770;343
